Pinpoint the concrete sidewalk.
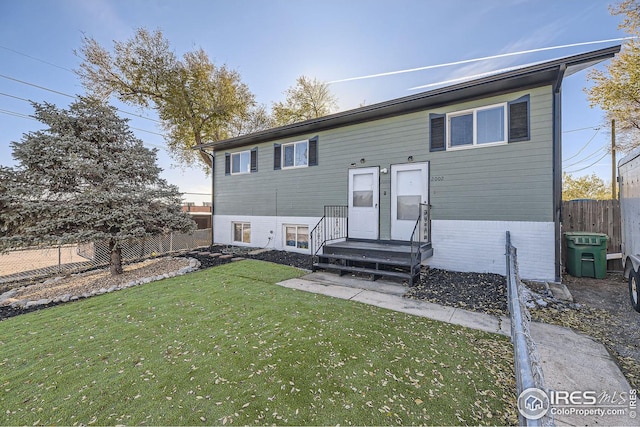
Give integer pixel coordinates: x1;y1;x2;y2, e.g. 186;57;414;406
277;272;635;426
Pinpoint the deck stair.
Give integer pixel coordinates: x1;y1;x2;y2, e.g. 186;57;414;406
310;204;432;286
313;239;433;285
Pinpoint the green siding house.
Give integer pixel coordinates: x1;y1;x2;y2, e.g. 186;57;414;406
196;46;619;282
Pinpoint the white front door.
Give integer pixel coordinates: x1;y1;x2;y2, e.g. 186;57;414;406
348;167;379;239
391;162;429;241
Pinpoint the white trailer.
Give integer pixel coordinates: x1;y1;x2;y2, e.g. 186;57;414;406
619;145;640;312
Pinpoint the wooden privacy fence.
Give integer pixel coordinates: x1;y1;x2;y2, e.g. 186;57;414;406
561;199;622;271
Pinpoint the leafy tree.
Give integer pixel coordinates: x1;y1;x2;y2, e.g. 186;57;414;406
0;97;195;275
586;0;640;151
562;172;611;200
228;104;273;137
75;28;256;169
272;76;338;126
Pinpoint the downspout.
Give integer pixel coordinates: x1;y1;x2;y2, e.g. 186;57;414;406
199;148;215;247
552;64;567;282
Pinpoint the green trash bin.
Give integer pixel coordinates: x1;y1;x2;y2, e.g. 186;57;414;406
564;232;608;279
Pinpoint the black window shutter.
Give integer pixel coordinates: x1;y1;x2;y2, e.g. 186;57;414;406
224;153;231;175
308;136;319;166
508;95;530;142
250;147;258;172
429;113;446;152
273;144;281;170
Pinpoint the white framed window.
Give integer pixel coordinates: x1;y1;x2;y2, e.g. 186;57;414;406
231;150;251;174
282;140;308;168
447;103;507;149
233;222;251;243
284;224;309;249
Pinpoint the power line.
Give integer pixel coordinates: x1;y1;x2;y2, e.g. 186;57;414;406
0;108;33;120
564;151;609;174
563;128;601;162
563;146;607;169
0;74;161;123
0;44;73;72
130;126;165;137
0;45;158;124
0;106;168;146
0;92;31;102
563;126;600;133
0;73;74;98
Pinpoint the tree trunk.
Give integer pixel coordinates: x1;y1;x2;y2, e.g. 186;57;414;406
109;238;123;276
195;132;213;168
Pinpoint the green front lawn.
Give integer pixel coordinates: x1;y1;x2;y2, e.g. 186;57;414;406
0;260;516;425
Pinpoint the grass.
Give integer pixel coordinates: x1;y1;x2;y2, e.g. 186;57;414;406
0;260;516;425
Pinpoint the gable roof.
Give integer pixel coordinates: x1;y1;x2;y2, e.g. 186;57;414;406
197;45;620;152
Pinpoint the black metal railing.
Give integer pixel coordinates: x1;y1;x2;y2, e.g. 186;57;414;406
310;205;348;263
410;203;431;265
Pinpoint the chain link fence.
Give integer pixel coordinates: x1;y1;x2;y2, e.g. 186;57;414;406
0;229;211;285
506;231;554;427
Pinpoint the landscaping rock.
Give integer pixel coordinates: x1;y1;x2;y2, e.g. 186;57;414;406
0;289;17;303
536;298;548;307
248;248;272;255
11;300;27;308
406;268;508;316
42;277;63;285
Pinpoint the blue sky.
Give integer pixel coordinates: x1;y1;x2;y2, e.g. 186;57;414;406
0;0;627;203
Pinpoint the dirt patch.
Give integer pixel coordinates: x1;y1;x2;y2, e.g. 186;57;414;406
0;244;88;277
530;272;640;391
0;257;192;321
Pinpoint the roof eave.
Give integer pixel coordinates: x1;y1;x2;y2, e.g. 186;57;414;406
197;45;620;152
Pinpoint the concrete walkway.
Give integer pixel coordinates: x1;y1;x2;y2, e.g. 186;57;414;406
277;272;635;426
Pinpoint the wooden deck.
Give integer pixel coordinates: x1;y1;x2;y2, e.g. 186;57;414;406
313;238;433;285
323;239;433;261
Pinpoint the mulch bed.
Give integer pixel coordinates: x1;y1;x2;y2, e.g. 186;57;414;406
0;299;68;321
406;268;508;316
188;245;313;270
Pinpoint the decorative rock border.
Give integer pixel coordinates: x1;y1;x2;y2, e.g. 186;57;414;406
0;257;201;310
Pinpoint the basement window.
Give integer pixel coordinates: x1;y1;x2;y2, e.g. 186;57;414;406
285;225;309;249
233;222;251;244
